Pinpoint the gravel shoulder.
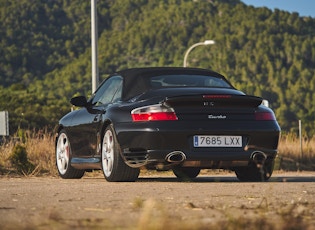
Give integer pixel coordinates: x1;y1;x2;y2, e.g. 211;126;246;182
0;171;315;229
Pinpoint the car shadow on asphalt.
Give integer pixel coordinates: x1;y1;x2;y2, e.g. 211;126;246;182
137;175;315;183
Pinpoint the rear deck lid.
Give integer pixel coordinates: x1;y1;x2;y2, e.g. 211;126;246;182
163;94;264;121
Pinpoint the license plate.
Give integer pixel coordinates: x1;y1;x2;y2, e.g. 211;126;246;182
193;135;242;147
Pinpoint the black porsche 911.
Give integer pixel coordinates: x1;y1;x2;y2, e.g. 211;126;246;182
55;67;280;182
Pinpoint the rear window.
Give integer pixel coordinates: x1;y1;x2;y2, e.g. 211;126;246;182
150;75;231;88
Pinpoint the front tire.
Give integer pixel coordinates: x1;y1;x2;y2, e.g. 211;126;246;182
56;130;85;179
235;159;275;182
101;125;140;182
172;166;200;180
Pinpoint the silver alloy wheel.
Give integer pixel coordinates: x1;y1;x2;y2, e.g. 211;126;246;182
56;132;70;175
102;129;115;177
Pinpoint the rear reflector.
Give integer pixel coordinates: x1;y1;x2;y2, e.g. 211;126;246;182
131;104;178;122
203;95;232;99
255;111;276;121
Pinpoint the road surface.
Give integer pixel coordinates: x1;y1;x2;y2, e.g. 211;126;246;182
0;171;315;229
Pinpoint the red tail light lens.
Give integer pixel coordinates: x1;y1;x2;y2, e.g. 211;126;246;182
255;111;276;121
131;104;178;122
132;112;177;121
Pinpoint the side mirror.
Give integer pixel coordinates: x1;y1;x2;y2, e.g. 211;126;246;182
70;96;88;107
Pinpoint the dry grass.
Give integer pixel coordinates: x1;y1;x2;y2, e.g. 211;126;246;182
278;134;315;171
0;130;315;176
0;130;57;176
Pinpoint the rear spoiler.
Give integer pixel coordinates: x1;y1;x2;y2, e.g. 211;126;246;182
162;94;263;108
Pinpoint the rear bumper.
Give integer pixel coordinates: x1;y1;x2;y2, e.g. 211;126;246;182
115;120;280;168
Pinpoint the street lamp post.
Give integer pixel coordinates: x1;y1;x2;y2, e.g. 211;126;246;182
183;40;215;67
91;0;99;93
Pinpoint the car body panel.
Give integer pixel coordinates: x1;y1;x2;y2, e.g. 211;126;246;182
56;67;280;173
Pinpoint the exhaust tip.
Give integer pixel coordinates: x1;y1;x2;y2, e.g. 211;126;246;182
251;151;267;168
165;151;186;163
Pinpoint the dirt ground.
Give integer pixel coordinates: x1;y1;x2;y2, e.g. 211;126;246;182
0;171;315;229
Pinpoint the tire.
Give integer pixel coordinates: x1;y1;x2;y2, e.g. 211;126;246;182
56;130;85;179
235;159;275;182
172;166;200;180
101;125;140;182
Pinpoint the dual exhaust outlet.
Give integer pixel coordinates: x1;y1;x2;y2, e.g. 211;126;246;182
251;151;267;168
165;151;186;163
165;150;267;166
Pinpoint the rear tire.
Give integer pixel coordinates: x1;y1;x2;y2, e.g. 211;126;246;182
101;125;140;182
235;159;275;182
172;166;200;180
56;130;85;179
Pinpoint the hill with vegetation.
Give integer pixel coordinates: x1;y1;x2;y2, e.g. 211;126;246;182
0;0;315;136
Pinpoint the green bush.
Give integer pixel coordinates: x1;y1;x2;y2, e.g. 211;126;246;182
9;144;35;175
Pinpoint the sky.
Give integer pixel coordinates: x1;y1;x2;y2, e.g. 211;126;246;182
241;0;315;18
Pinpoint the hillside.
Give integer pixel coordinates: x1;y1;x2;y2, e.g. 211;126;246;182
0;0;315;135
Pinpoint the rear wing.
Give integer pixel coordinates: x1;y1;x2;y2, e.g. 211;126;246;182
163;94;263;108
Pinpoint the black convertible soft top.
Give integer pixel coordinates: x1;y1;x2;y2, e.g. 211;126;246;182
113;67;231;101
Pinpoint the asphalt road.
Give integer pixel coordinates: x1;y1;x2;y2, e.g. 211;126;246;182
0;171;315;229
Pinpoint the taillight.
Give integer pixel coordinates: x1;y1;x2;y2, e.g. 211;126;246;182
131;104;178;122
255;111;276;121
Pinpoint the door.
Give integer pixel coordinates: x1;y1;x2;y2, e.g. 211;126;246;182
70;75;123;157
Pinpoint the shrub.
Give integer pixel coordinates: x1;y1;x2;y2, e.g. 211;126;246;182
9;144;35;175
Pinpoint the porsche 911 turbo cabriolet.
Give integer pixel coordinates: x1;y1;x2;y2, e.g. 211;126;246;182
55;67;280;182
